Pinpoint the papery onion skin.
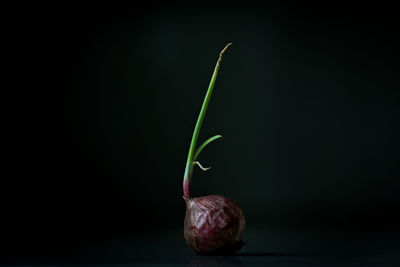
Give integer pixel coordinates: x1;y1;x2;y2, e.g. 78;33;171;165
184;195;245;255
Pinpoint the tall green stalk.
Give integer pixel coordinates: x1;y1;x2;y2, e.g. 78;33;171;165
183;43;232;199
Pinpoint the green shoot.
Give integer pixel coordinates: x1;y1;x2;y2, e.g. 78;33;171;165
183;43;232;199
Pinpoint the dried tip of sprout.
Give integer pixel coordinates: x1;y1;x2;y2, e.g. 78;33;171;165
193;161;211;171
219;43;232;58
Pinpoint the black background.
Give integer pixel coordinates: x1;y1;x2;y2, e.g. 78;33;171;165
6;2;400;265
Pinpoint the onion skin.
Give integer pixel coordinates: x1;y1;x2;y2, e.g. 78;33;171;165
184;195;245;255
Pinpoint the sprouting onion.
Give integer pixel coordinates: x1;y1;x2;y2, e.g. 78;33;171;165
182;43;245;255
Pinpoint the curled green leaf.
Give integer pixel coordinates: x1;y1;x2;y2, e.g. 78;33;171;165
193;135;223;161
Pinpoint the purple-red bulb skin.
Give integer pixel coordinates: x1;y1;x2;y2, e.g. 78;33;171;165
184;195;245;255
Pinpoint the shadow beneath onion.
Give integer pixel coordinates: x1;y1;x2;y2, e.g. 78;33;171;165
189;251;322;266
235;252;321;257
189;255;242;266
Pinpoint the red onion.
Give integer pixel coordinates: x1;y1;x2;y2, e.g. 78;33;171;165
184;195;245;254
182;43;245;254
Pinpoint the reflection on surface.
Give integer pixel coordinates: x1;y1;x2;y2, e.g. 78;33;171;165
188;252;322;266
189;255;242;266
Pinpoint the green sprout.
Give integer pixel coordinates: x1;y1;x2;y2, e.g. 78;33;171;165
183;43;232;199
